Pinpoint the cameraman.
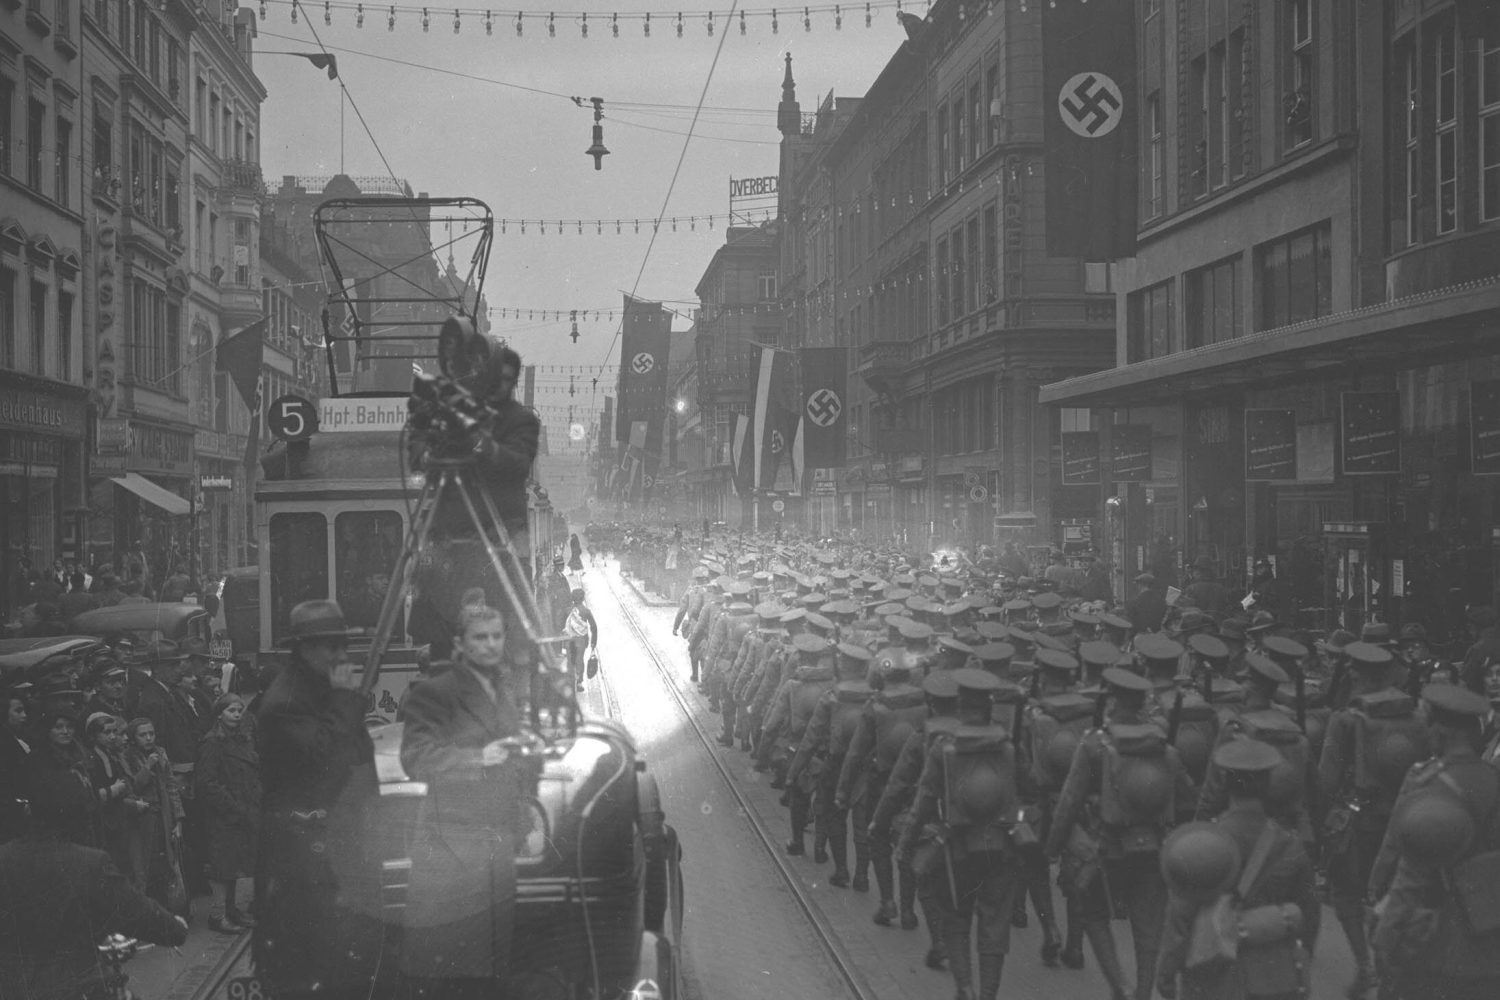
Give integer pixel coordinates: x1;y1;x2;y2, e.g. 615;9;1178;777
412;340;540;658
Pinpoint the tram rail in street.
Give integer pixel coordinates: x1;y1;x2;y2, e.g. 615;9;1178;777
605;569;883;1000
174;929;250;1000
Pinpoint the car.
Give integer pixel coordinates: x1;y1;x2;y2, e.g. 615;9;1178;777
67;602;213;648
0;636;109;684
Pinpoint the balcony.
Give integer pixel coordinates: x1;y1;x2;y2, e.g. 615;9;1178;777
856;339;911;395
222;160;265;197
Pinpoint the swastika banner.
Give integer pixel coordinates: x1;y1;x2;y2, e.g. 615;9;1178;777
615;297;672;471
752;345;799;492
800;347;848;470
1042;0;1138;259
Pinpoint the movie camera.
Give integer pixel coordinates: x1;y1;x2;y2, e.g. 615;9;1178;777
406;315;506;457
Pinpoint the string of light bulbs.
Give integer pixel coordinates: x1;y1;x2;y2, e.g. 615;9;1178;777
258;0;941;36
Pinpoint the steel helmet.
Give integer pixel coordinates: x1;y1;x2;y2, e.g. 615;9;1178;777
1161;822;1242;904
1394;789;1475;867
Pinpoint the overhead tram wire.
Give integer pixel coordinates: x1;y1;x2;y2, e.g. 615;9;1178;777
599;0;740;375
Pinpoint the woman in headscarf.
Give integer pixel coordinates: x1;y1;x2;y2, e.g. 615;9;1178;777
28;710;96;848
121;716;182;901
195;694;261;932
82;713;134;874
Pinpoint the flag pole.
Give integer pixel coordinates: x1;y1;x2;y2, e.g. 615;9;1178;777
340;89;345;174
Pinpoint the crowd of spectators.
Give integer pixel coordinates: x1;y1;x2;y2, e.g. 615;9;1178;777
5;554;198;638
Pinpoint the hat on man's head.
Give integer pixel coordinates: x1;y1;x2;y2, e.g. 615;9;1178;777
1246;611;1278;635
1102;666;1154;693
1316;629;1357;653
1134;572;1157;585
1421;684;1489;727
1212;738;1282;774
1360;622;1396;647
1399;623;1429;644
1243;651;1289;687
1187;633;1229;662
277;600;364;647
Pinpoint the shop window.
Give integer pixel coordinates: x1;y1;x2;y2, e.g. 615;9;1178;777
234;217;252;285
1186;256;1242;348
165;302;181;395
30;281;46;377
1127;279;1173;362
335;510;402;628
1285;0;1314;150
1485;37;1500;222
1256;222;1332;330
269;512;327;643
1085;262;1113;294
0;268;14;369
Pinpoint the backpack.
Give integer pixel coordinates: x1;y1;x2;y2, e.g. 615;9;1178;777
871;684;926;773
1237;709;1311;817
1028;693;1095;791
830;682;873;755
943;724;1019;830
1171;692;1219;786
1099;722;1179;851
1350;690;1430;808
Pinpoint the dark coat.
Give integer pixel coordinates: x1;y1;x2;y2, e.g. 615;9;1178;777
1128;587;1169;633
399;660;525;980
253;661;383;993
84;746;131;872
131;676;206;770
427;396;539;539
195;723;261;879
0;837;186;1000
0;730;31;842
28;744;98;848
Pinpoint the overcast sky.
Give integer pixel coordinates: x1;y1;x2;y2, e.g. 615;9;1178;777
255;0;902;427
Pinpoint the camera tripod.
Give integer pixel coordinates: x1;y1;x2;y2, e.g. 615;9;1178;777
360;455;578;728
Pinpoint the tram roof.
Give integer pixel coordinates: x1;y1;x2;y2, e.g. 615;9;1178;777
256;431;420;498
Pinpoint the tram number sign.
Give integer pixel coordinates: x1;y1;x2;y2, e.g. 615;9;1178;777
224;977;266;1000
268;395;318;442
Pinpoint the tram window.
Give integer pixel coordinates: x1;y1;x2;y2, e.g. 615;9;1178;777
269;513;328;643
335;510;402;629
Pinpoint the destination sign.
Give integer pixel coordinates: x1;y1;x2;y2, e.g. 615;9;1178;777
319;396;409;432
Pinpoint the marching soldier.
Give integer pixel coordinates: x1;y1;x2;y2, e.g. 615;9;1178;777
671;565;711;682
1316;640;1431;1000
1157;739;1320;1000
1370;684;1500;1000
713;599;760;745
1047;666;1197;1000
729;603;787;751
687;576;727;695
788;642;874;886
764;634;838;857
749;610;806;768
904;668;1025;1000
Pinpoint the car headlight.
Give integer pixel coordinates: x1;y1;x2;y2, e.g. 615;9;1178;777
517;798;549;859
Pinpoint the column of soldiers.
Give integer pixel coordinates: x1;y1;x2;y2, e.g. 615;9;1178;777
659;538;1500;1000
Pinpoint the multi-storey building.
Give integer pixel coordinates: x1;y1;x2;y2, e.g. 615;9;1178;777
0;0;88;612
773;1;1115;549
1041;0;1500;631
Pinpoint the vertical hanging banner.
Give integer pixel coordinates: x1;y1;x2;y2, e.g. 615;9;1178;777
1042;0;1139;259
730;412;753;497
752;345;799;491
1340;392;1401;475
615;296;672;458
1110;424;1153;481
1061;431;1101;485
800;347;848;468
1245;409;1298;480
1470;380;1500;475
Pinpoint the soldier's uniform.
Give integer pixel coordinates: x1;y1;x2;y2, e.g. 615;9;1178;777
687;578;727;695
906;669;1025;1000
764;634;837;855
729;606;786;750
672;567;711;682
1046;667;1197;1000
788;642;873;885
1371;684;1500;1000
1157;739;1320;1000
713;600;762;744
1317;641;1431;998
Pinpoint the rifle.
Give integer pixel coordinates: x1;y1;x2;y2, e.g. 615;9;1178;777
1166;686;1186;746
1294;661;1307;734
1092;688;1108;732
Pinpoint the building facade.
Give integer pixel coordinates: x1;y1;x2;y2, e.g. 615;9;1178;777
0;0;88;612
1041;0;1500;631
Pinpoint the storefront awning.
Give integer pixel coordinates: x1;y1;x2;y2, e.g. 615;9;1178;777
111;473;191;516
1039;277;1500;409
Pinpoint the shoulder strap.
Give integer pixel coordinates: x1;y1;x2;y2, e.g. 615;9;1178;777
1235;821;1280;899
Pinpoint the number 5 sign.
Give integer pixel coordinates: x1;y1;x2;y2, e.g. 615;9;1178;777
268;395;318;442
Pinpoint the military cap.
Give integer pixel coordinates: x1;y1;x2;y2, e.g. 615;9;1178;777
736;554;757;567
1069;610;1101;628
892;573;917;587
779;608;807;625
1246;611;1278;634
1002;598;1032;614
904;595;929;613
934;634;970;656
976;605;1005;621
1034;632;1072;653
1261;635;1308;662
1099;613;1132;633
713;575;735;592
952;667;1003;698
816;552;838;566
941;601;970;619
704;561;726;576
1187;633;1230;662
691;566;711;580
1036;648;1080;673
975;621;1010;641
36;673;85;698
726;602;755;615
822;599;859;619
1032;592;1063;611
752;571;773;585
1399;623;1429;644
1102;666;1154;693
923;672;961;700
1008;619;1039;635
94;661;128;680
1316;629;1357;653
1212;738;1283;774
884;588;914;602
1217;618;1248;642
918;574;940;589
1344;641;1395;668
875;602;905;617
973;642;1016;668
755;602;784;622
1079;640;1121;670
837;641;874;663
792;633;831;656
1242;651;1290;686
940;575;964;591
799;592;828;609
1135;634;1185;664
805;612;836;634
1421;684;1489;723
1041;621;1075;638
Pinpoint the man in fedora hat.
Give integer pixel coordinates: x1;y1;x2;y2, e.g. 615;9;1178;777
1182;556;1233;618
255;600;383;1000
1127;572;1167;635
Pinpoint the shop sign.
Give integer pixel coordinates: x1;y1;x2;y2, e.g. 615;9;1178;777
98;419;131;452
1061;431;1100;484
812;480;837;495
1110;424;1152;481
115;422;193;475
0;387;86;436
0;433;63;466
1244;409;1298;481
1471;380;1500;475
866;483;892;497
201;475;233;491
1340;392;1400;475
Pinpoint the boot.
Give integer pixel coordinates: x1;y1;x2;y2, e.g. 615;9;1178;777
717;732;734;747
852;847;870;892
1082;922;1129;1000
828;827;849;884
1061;897;1085;969
741;737;753;752
1039;917;1062;968
829;867;850;888
873;900;897;926
1011;893;1028;928
899;866;920;930
813;834;829;865
976;954;1005;1000
925;948;948;971
872;850;895;905
785;835;805;856
943;921;974;1000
